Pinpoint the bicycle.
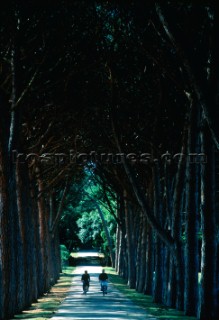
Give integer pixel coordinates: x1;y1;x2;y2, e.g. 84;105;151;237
100;281;108;296
83;281;89;295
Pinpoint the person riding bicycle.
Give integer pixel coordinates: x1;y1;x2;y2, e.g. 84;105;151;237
99;269;108;292
81;270;90;293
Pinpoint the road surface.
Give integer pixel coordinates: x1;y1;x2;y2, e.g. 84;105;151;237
51;251;157;320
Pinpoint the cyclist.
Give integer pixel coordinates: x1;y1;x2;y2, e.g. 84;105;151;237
81;270;90;294
99;269;108;293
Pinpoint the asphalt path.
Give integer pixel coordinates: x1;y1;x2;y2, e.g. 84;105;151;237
51;251;157;320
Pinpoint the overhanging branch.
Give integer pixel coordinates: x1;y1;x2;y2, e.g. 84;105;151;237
155;3;219;150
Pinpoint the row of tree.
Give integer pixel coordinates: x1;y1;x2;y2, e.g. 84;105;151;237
0;95;63;318
0;2;219;319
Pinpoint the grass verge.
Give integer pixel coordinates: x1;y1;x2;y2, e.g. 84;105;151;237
105;267;197;320
12;266;75;320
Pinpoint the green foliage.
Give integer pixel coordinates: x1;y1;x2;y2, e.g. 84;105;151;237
59;203;82;251
77;210;102;246
59;170;117;257
60;244;70;266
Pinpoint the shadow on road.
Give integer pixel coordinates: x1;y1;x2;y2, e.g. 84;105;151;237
74;256;102;266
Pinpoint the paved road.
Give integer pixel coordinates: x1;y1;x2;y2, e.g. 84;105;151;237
51;251;157;320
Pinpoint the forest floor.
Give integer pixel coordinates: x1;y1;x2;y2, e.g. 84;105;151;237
11;251;197;320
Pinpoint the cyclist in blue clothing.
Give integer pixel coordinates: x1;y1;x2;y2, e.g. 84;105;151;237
99;269;108;293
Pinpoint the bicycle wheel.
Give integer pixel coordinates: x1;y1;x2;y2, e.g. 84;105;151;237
102;285;107;296
83;284;88;294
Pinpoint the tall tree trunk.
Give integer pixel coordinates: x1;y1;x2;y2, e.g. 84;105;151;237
48;190;62;283
93;199;115;267
145;223;154;295
136;211;146;293
153;161;163;303
29;169;43;297
171;122;188;310
0;103;11;319
135;215;141;291
116;194;127;277
163;160;172;306
115;222;121;272
184;102;199;316
215;152;219;316
115;195;121;272
162;246;170;305
27;173;38;303
36;169;50;293
198;126;217;319
4;40;22;317
112;120;174;248
48;191;56;284
15;161;27;311
124;196;136;288
167;256;177;307
117;228;127;277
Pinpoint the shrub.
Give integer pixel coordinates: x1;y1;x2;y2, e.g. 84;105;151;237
60;244;70;266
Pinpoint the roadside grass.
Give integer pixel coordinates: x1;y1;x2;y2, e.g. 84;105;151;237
105;267;197;320
12;266;75;320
